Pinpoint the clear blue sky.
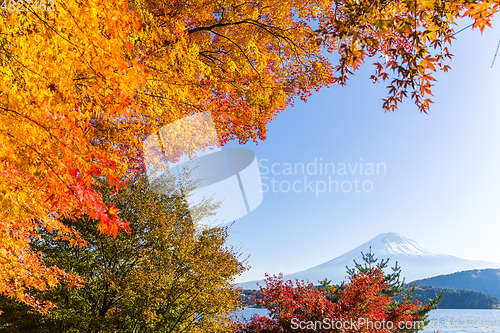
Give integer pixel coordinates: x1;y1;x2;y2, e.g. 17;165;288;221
224;19;500;283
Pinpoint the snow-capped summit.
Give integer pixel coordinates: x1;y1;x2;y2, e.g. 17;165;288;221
341;232;444;258
239;232;500;289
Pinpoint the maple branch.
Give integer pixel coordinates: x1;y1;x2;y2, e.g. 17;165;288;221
0;105;89;163
199;50;228;66
188;18;302;51
25;9;81;50
59;1;99;52
0;43;42;80
209;30;265;88
170;287;203;332
187;18;258;34
1;130;77;199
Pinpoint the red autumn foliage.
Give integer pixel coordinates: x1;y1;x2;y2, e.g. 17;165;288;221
234;254;440;333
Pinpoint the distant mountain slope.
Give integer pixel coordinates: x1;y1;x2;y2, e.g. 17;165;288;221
409;285;500;309
239;233;500;289
411;268;500;299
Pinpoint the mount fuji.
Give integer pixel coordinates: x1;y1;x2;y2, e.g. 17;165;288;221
239;232;500;289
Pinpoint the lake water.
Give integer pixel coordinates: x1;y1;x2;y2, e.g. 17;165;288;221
232;308;500;332
423;309;500;332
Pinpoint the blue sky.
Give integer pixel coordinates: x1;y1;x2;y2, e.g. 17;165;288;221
224;19;500;283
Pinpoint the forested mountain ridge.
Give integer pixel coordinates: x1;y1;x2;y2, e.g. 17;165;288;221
408;285;500;309
411;268;500;299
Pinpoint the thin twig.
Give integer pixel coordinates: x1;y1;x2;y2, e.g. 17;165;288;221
491;37;500;68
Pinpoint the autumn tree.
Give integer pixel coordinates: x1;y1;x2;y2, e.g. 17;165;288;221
1;0;498;308
0;173;247;332
315;0;500;113
234;252;441;332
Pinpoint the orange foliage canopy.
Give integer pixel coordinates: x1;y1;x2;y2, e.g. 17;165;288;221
0;0;498;310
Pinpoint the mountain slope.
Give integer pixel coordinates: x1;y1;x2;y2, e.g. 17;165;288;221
411;268;500;299
239;232;500;289
406;285;500;309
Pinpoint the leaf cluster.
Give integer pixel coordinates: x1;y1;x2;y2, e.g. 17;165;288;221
0;175;248;332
